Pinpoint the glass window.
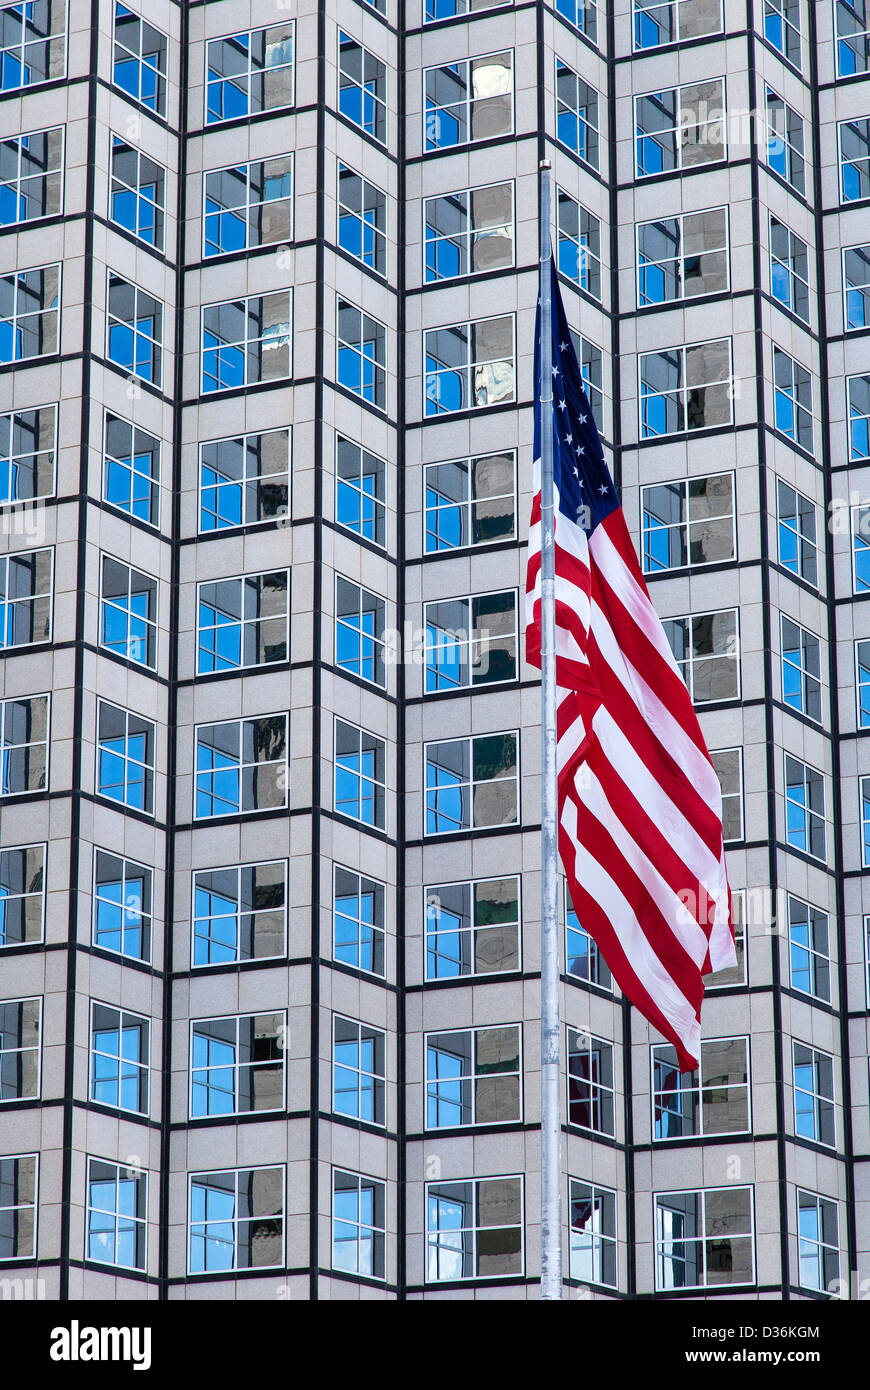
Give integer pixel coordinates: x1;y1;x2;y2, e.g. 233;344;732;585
0;996;40;1100
106;272;161;385
780;615;821;720
424;590;517;690
425;451;515;552
635;79;726;176
844;244;870;329
566;887;611;987
332;1014;386;1124
426;1176;523;1281
334;720;387;829
556;0;598;40
662;609;740;703
96;700;155;814
567;1030;614;1134
837;0;870;76
205;23;294;124
99;554;157;669
570;1180;616;1287
425;732;518;834
788;895;830;1002
764;0;801;67
193;861;286;967
336;298;386;408
334;865;385;976
0;695;48;796
199;429;289;533
1;405;56;505
188;1167;284;1274
190;1012;284;1117
793;1042;835;1145
332;1169;386;1279
861;775;870;866
425;0;508;17
86;1158;146;1271
639;339;733;437
653;1037;749;1138
641;473;735;573
197;571;288;674
93;849;151;961
704;888;746;988
336;436;386;546
425;52;513;151
113;4;167;114
848;374;870;459
0;547;51;648
777;479;817;585
89;1002;149;1114
335;577;387;687
0;264;60;363
201;291;292;393
770;216;809;321
854;504;870;590
773;346;813;449
109;135;164;249
710;748;743;841
424;181;514;282
856;639;870;726
784;754;826;860
426;1025;521;1128
765;87;806;193
637;208;728;306
103;413;159;526
424;315;515;415
0;125;63;226
656;1187;754;1289
0;0;66;91
426;875;520;979
634;0;721;48
203;154;293;258
555;59;599;168
338;162;386;274
556;189;601;300
797;1190;839;1293
0;844;44;947
195;715;288;819
0;1154;37;1260
338;31;386;144
840;117;870;201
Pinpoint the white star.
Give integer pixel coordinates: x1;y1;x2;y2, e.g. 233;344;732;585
579;413;588;424
565;433;573;445
598;483;609;495
557;398;567;411
560;340;569;352
576;444;585;456
552;364;560;378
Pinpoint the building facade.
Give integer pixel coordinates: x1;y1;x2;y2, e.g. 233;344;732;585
0;0;868;1300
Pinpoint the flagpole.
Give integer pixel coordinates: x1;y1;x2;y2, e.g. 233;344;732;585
538;159;563;1301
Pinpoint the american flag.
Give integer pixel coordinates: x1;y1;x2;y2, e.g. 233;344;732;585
525;260;735;1072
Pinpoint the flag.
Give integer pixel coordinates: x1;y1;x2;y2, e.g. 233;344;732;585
525;258;736;1072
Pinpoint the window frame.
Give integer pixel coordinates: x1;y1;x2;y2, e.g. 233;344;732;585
112;2;168;117
634;77;728;178
423;313;517;417
331;1166;387;1282
650;1035;751;1141
776;478;818;587
105;268;162;386
787;893;831;1003
640;470;736;575
191;859;288;969
0;693;50;798
0;0;68;92
424;1022;523;1130
204;22;296;126
188;1009;287;1120
0;123;64;228
838;116;870;203
98;551;158;671
88;998;150;1116
662;607;741;705
0;994;41;1102
337;159;387;276
198;427;291;535
784;751;827;862
335;434;387;548
423;50;514;153
423;730;520;836
779;612;822;722
0;262;61;364
423;178;516;285
654;1184;756;1291
0;1152;38;1261
0;403;57;507
333;862;387;978
108;132;166;251
425;1174;525;1283
336;294;387;410
425;874;522;981
638;337;734;439
187;1164;286;1276
195;567;290;676
200;288;293;395
792;1040;836;1147
0;545;53;650
202;151;295;260
764;85;806;193
102;409;160;529
635;205;730;309
423;449;517;554
95;698;156;816
92;846;153;963
333;717;388;831
332;1012;387;1128
193;713;289;821
0;842;46;949
423;587;519;693
85;1155;147;1273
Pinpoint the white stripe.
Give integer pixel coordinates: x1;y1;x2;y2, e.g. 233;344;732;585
561;796;702;1060
573;763;709;966
589;598;723;812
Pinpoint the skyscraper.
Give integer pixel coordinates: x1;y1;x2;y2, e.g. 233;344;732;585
0;0;867;1300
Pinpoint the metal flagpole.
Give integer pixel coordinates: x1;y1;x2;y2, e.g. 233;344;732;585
538;159;563;1301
